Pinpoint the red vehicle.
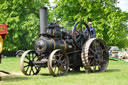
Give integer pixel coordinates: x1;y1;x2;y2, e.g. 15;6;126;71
0;24;7;63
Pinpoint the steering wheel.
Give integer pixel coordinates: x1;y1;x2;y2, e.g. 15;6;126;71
72;21;90;49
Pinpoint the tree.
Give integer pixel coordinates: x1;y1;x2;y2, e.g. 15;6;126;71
0;0;49;52
50;0;128;48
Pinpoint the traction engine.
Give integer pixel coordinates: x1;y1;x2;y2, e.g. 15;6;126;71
20;7;109;76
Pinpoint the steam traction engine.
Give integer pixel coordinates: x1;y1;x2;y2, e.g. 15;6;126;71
20;7;109;76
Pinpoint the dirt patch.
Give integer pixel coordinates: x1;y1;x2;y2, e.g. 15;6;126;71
0;72;23;77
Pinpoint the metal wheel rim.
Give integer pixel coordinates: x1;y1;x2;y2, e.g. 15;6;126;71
81;38;109;73
48;49;69;77
20;50;40;75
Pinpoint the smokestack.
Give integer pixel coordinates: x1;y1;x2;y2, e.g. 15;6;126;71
40;7;47;35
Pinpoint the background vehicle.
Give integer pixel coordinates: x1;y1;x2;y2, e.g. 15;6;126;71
0;24;7;63
16;50;24;58
109;46;119;57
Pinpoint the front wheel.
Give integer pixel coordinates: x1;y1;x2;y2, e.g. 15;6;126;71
20;50;40;75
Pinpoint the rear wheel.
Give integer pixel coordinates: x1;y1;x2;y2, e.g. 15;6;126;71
81;38;109;72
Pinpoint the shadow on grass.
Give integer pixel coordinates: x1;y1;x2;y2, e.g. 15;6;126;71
68;69;120;75
1;76;31;82
67;71;86;76
40;69;120;77
105;69;120;73
40;71;86;77
40;73;51;76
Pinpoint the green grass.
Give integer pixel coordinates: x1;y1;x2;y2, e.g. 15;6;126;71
0;57;128;85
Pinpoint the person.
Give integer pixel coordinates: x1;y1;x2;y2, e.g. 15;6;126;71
121;48;128;59
88;22;96;38
109;50;112;56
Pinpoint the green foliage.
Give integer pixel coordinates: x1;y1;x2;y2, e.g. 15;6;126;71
50;0;128;48
0;0;128;52
0;0;49;51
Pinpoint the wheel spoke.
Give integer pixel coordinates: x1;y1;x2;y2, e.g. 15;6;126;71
58;54;63;61
76;30;80;34
31;66;34;74
32;53;37;61
32;54;35;60
92;42;96;51
26;56;30;61
58;66;62;74
57;67;60;75
25;66;29;73
80;37;84;47
88;55;95;58
101;49;106;54
53;66;57;73
76;35;82;42
29;68;32;75
94;42;98;51
24;61;29;63
89;48;95;54
92;62;96;72
24;65;29;68
31;53;33;60
62;59;65;64
98;64;101;71
35;66;38;71
90;59;95;66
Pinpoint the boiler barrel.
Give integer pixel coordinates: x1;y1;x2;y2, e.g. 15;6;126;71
51;39;73;52
35;37;73;53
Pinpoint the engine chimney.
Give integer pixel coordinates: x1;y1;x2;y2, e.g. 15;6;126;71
40;7;47;35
